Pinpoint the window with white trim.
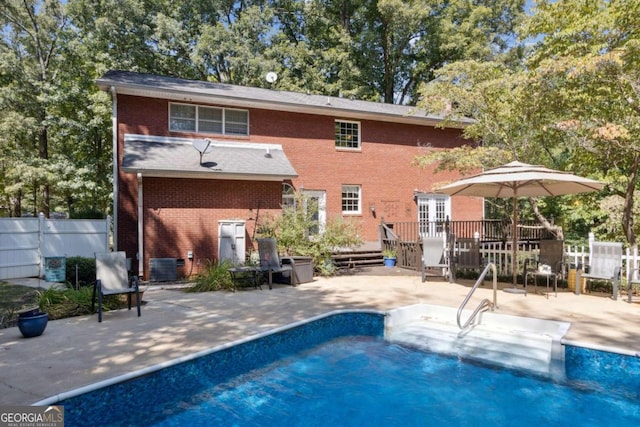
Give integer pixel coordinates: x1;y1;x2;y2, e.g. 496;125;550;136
169;103;249;135
282;183;296;210
335;120;360;149
341;185;361;214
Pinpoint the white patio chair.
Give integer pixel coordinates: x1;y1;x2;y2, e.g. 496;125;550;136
577;242;622;300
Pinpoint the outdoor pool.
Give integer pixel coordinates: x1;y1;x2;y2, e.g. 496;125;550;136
38;310;640;426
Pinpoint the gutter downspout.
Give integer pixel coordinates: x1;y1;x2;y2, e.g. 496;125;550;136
137;173;144;278
110;86;118;251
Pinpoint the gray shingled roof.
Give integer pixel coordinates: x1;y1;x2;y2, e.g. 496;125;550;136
122;135;297;180
97;70;472;128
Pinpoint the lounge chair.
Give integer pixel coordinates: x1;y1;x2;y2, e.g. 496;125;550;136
577;241;622;300
524;240;564;298
92;251;141;322
257;238;294;289
421;236;452;283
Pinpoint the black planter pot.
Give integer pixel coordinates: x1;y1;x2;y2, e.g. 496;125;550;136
17;311;49;338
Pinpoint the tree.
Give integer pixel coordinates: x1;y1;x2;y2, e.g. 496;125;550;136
351;0;526;104
0;0;70;216
520;0;640;247
414;0;640;247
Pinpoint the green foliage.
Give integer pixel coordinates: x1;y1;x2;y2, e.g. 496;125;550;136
36;285;122;320
257;193;362;276
382;248;397;258
414;0;640;248
64;256;96;287
186;259;236;292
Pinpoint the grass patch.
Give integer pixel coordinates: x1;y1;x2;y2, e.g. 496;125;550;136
0;283;39;312
0;282;40;328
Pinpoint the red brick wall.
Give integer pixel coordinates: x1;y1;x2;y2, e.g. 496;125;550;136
116;95;482;277
138;178;280;277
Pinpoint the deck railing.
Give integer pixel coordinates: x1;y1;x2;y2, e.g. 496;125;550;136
383;219;553;242
381;223;640;281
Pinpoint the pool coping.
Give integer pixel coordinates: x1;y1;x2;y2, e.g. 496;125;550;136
34;305;639;407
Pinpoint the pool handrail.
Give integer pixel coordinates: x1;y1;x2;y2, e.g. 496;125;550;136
457;262;498;330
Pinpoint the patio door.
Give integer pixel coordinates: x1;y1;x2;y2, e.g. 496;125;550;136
417;194;450;237
302;190;326;236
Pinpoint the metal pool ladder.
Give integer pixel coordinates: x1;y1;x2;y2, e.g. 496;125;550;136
457;263;498;330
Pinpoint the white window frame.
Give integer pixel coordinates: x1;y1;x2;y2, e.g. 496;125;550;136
282;183;296;211
417;194;451;237
341;185;362;215
334;120;361;150
169;102;249;136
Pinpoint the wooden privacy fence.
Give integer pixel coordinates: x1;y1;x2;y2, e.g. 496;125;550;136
0;213;111;280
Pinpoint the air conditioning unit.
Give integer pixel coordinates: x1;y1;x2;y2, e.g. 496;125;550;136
149;258;177;282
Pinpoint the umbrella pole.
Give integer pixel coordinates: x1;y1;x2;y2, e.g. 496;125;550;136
504;191;526;294
512;193;518;286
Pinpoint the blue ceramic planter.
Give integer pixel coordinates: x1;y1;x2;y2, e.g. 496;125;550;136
383;257;397;268
18;312;49;338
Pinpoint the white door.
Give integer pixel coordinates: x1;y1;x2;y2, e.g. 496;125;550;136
417;194;451;237
302;190;326;235
218;220;246;264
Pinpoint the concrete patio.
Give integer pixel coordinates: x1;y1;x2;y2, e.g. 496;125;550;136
1;269;639;405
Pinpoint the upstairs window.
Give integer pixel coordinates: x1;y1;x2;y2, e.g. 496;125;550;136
335;120;360;149
169;103;249;136
341;185;361;214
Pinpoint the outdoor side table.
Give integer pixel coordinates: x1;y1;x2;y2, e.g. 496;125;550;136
525;270;558;299
228;267;262;290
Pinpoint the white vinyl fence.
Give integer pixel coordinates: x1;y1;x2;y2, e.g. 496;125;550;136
477;232;640;281
0;213;111;280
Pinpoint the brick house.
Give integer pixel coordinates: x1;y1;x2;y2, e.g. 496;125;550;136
96;71;482;279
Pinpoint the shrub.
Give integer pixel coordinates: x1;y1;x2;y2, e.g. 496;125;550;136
186;259;236;292
37;286;124;320
257;193;362;276
65;256;96;287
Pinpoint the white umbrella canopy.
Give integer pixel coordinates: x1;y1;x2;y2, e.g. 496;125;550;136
436;161;604;198
436;161;604;286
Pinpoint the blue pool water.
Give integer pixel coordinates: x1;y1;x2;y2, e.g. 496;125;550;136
53;311;640;426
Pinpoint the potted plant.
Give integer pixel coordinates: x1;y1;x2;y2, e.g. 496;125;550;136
382;249;397;268
17;306;48;338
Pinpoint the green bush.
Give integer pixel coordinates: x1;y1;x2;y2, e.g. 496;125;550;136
186;259;236;292
65;256;96;287
257;193;362;276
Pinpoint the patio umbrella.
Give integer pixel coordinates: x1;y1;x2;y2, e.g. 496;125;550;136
435;161;603;286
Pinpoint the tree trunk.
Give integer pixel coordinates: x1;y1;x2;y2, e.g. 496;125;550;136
621;153;639;249
530;198;564;241
38;116;50;218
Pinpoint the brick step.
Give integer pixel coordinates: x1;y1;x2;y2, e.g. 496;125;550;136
332;251;383;269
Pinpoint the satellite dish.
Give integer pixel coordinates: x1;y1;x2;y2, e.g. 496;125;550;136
266;72;278;83
192;139;214;165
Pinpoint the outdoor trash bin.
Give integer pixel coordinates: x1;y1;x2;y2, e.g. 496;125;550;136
280;256;314;285
568;268;586;293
